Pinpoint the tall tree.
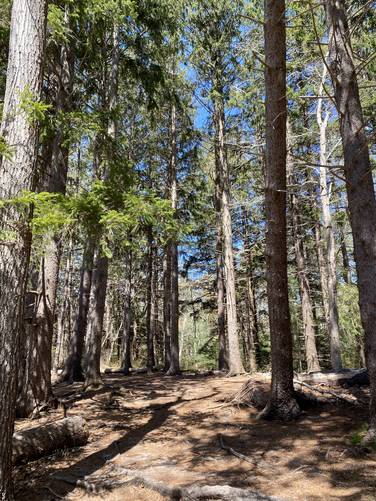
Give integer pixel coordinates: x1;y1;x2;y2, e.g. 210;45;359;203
260;0;300;420
316;65;342;370
325;0;376;439
0;0;48;497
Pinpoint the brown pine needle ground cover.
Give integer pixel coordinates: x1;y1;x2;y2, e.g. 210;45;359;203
14;373;376;500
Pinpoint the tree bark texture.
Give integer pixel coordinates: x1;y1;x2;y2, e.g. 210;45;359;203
0;1;47;498
13;417;89;465
214;99;244;375
261;0;299;420
325;0;376;433
121;251;133;374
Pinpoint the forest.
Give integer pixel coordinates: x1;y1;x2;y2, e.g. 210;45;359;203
0;0;375;499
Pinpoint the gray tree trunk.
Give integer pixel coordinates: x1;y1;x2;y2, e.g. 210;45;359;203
214;99;244;375
146;228;156;373
260;0;299;420
0;0;47;497
317;65;342;371
325;0;376;435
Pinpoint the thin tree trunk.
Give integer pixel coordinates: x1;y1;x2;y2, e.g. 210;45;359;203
60;239;95;382
0;0;47;497
163;247;172;371
54;238;74;371
121;251;133;374
214;99;244;375
287;131;321;373
166;104;180;375
317;64;342;371
325;0;376;436
242;209;259;373
146;228;156;373
214;143;228;371
260;0;299;420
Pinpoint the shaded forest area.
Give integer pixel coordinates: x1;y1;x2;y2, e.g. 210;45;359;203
0;0;375;499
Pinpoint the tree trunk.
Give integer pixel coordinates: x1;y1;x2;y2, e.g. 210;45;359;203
146;228;156;373
0;1;47;497
260;0;299;420
166;104;180;375
214;143;228;371
325;0;376;436
84;252;109;389
54;239;74;372
13;417;89;466
163;247;172;371
214;99;244;375
121;251;133;374
242;209;259;373
60;239;95;382
287;131;321;373
317;64;342;371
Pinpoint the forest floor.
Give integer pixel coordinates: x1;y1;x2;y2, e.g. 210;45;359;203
14;372;376;501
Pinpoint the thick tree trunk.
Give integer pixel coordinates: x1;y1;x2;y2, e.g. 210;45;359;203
0;1;47;498
84;252;109;389
13;417;89;465
60;239;95;382
287;134;321;374
166;105;180;375
260;0;299;420
214;100;244;375
317;65;342;371
325;0;376;437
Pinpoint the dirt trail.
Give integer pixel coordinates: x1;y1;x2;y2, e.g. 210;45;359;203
14;373;376;500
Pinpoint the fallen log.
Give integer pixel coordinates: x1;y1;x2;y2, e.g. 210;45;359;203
56;466;283;500
13;416;89;465
295;369;365;387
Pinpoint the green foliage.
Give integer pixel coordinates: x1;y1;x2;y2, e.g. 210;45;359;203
338;284;364;368
19;87;52;124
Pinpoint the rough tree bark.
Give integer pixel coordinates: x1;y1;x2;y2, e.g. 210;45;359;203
84;252;109;388
287;131;321;373
214;97;244;375
325;0;376;438
0;0;47;497
317;64;342;371
260;0;300;420
13;417;89;465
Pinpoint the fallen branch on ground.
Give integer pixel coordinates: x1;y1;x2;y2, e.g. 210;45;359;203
53;466;283;500
293;380;362;406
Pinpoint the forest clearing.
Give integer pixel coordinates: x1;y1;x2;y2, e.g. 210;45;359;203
0;0;375;499
13;372;376;500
